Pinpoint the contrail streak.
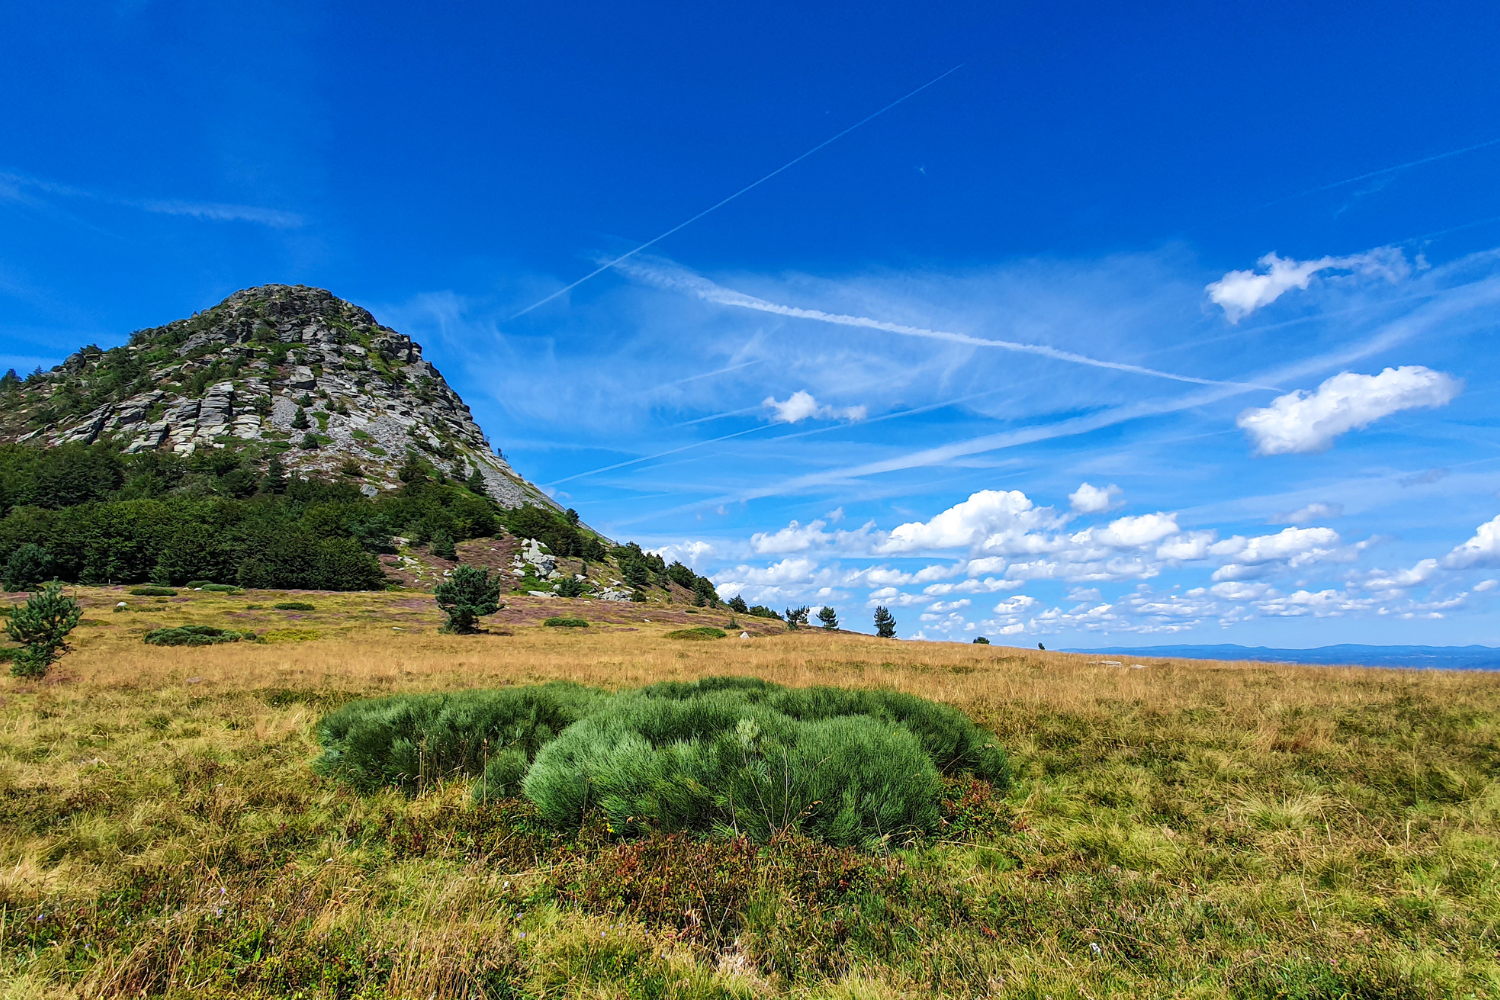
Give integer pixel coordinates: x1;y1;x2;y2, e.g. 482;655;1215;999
544;424;770;487
508;65;964;320
603;276;1500;526
708;276;1500;504
624;261;1276;390
1205;137;1500;226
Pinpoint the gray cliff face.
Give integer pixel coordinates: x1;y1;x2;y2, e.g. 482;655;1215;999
3;284;558;510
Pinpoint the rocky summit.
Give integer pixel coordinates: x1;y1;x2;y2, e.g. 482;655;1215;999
0;285;556;508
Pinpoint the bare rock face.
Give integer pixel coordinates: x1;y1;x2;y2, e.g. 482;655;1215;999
0;284;558;510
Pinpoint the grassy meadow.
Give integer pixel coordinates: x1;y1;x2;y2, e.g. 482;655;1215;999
1;585;1497;998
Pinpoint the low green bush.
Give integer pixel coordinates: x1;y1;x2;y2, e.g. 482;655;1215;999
543;616;589;628
313;683;605;794
315;676;1010;849
129;586;177;597
664;626;726;640
143;625;251;646
274;601;316;611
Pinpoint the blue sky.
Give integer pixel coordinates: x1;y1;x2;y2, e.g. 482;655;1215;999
4;1;1500;646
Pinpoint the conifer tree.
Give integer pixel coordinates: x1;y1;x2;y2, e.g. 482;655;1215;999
817;605;839;630
3;544;53;592
291;406;310;430
6;582;82;677
261;453;287;494
434;565;503;633
873;605;897;638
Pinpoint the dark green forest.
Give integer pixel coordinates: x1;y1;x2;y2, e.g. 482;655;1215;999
0;442;722;598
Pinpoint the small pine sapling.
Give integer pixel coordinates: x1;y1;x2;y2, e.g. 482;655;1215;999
291;406;310;430
5;581;83;677
817;605;839;630
430;530;457;561
261;454;287;494
434;565;503;634
784;605;810;630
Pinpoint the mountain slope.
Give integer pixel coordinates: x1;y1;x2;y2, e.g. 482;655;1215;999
0;284;555;509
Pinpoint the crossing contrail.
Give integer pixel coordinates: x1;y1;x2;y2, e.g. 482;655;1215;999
623;259;1280;390
508;65;965;321
1203;136;1500;227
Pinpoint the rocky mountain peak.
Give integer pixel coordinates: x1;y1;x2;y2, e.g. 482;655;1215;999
0;284;557;509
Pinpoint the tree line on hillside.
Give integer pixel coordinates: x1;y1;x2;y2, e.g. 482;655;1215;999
0;443;723;600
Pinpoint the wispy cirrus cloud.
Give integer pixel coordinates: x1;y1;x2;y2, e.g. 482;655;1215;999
619;257;1270;389
0;169;304;228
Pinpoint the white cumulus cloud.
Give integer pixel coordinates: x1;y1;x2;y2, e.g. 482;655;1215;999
1443;515;1500;569
1206;248;1408;323
880;490;1059;553
1069;482;1122;513
1363;558;1439;591
1090;512;1181;548
763;390;867;424
1237;366;1462;455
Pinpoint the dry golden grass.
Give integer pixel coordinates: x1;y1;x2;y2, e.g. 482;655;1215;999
3;586;1499;998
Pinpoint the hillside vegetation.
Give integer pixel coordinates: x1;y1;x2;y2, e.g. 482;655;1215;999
0;441;728;605
0;587;1496;998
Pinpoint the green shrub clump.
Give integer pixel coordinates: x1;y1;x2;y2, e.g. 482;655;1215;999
543;616;589;628
143;625;251;646
129;586;178;597
314;683;605;795
664;626;727;640
315;676;1010;849
189;582;241;593
274;601;316;611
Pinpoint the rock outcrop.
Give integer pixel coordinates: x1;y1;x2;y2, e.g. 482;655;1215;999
0;285;558;509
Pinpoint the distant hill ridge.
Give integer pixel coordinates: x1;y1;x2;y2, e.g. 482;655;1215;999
1061;643;1500;670
0;284;557;510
